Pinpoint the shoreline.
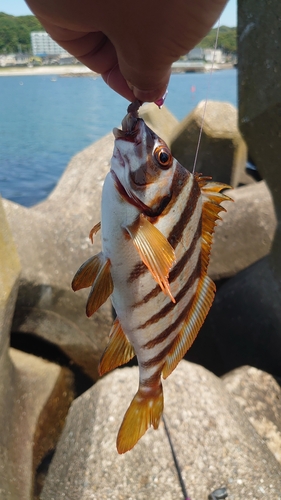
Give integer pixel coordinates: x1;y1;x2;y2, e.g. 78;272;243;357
0;65;97;77
0;63;234;78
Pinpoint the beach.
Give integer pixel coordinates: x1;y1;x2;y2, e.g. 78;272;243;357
0;64;96;77
0;62;234;77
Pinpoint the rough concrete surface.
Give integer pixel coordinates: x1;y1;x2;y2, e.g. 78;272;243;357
3;134;115;379
171;101;247;187
188;256;281;378
208;181;276;280
238;0;281;278
41;362;281;500
223;365;281;464
0;348;74;500
139;103;179;147
0;198;21;500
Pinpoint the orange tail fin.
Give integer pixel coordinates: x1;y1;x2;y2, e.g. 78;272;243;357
117;384;163;454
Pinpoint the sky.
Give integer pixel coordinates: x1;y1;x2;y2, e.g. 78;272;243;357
1;0;237;26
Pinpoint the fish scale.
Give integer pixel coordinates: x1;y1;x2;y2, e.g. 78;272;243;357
72;100;232;454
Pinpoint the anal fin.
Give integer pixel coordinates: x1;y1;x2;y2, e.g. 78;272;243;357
86;257;113;317
72;252;104;291
125;214;176;303
162;274;215;379
117;384;163;454
98;319;135;376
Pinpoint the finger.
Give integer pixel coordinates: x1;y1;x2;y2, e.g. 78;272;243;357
37;21;112;72
102;66;135;101
34;20;134;100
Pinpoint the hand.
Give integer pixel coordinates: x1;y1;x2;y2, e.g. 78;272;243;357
25;0;228;102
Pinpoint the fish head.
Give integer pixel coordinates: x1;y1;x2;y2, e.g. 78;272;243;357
111;108;177;216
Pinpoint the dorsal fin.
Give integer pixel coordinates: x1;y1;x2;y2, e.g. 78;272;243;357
99;318;135;376
162;176;232;379
195;174;233;273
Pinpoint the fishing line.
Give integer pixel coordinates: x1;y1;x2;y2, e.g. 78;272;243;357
192;19;221;174
162;24;222;500
162;415;191;500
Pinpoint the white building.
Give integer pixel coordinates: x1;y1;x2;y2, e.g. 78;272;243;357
31;32;70;56
204;49;225;64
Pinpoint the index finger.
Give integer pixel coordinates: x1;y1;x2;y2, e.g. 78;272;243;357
35;19;136;100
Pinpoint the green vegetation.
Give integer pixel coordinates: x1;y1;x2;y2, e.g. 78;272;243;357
0;13;236;55
0;12;43;54
197;26;237;54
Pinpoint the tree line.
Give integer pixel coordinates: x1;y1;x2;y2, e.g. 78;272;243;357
0;13;237;55
0;12;43;54
197;26;237;54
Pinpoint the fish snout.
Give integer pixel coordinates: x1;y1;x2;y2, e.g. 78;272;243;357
112;146;125;167
121;99;142;133
121;112;138;134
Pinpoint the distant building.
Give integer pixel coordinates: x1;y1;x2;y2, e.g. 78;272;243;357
187;48;204;61
31;31;70;56
204;49;225;64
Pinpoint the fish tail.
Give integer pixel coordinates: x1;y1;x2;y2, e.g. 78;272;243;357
116;383;163;454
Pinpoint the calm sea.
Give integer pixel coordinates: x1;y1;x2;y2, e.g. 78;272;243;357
0;69;237;207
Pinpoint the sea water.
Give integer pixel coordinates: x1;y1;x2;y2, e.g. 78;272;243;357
0;69;237;207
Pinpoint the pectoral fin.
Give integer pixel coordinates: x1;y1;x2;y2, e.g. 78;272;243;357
86;257;113;317
98;318;135;376
125;215;176;303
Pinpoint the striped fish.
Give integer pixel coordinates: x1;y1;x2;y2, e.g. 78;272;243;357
72;100;231;454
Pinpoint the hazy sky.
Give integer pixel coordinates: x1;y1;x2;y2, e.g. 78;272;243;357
1;0;237;26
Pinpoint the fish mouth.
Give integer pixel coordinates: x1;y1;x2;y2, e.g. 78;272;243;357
113;99;142;142
112;147;125;167
111;99;155;215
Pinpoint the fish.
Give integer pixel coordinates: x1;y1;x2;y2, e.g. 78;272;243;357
72;100;232;454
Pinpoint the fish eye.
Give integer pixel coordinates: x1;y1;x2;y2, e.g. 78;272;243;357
154;146;173;169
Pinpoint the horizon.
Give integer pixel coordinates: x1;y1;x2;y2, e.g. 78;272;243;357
1;0;237;27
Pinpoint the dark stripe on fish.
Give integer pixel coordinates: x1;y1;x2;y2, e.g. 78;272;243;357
167;178;200;250
130;158;160;186
128;262;147;283
143;289;197;350
138;254;201;330
141;367;163;388
141;339;176;369
111;170;151;214
128;171;196;284
169;219;201;281
160;164;191;217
